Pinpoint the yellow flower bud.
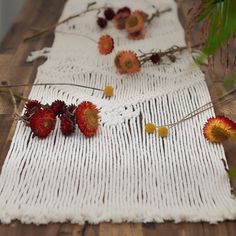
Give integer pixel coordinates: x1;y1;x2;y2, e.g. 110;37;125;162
145;123;156;134
158;126;168;137
104;86;113;97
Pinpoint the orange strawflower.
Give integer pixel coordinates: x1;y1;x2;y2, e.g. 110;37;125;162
98;35;114;55
133;10;148;21
203;116;236;143
128;31;145;40
115;50;141;74
125;12;145;34
114;51;124;73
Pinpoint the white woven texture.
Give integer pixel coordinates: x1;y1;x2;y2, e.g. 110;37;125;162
0;0;236;224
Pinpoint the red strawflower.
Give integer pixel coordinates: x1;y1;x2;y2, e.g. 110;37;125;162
75;101;100;137
104;8;115;21
60;115;75;136
117;7;131;15
51;100;67;116
97;17;107;28
25;100;41;111
203;116;236;143
30;108;56;139
114;7;131;30
24;100;41;123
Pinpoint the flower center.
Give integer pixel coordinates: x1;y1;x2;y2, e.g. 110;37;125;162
103;41;110;49
85;109;98;128
43;119;52;129
125;59;133;68
211;126;230;142
127;16;138;27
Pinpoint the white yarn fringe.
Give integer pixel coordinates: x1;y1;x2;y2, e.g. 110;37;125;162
1;0;236;225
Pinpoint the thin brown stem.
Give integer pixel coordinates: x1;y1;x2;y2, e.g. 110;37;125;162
138;43;202;64
162;89;236;128
0;83;103;91
23;5;105;42
146;8;172;25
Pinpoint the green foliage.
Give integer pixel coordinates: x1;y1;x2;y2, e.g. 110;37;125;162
197;0;236;61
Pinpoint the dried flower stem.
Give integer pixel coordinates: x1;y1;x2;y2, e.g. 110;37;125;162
23;2;103;42
139;44;202;65
162;87;236;128
146;8;172;25
0;82;103;91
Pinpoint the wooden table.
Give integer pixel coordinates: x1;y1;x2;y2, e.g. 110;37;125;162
0;0;236;235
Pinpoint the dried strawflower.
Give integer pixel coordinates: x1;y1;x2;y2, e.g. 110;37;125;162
118;51;141;74
133;10;148;21
145;123;156;134
150;53;161;64
113;8;131;30
98;35;114;55
67;104;76;115
125;11;145;33
25;100;41;112
30;108;56;138
75;101;100;137
203;116;236;143
104;8;115;21
104;85;114;97
97;17;107;29
60;115;75;136
24;100;42;122
114;51;124;74
158;126;168;137
117;7;131;15
51;100;67;116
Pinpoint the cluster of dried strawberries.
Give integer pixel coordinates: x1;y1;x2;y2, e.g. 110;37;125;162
97;7;149;40
22;100;100;139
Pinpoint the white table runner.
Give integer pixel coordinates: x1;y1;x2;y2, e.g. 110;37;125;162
0;0;236;224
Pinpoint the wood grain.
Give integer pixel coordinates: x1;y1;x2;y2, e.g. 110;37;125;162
0;0;235;235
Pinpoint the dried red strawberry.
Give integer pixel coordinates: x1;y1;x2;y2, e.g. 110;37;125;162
75;101;100;137
60;115;75;136
30;108;56;139
51;100;66;116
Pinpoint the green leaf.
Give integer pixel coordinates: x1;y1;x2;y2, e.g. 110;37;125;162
196;0;236;64
228;166;236;178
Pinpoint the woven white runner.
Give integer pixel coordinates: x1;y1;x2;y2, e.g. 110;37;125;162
0;0;236;224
